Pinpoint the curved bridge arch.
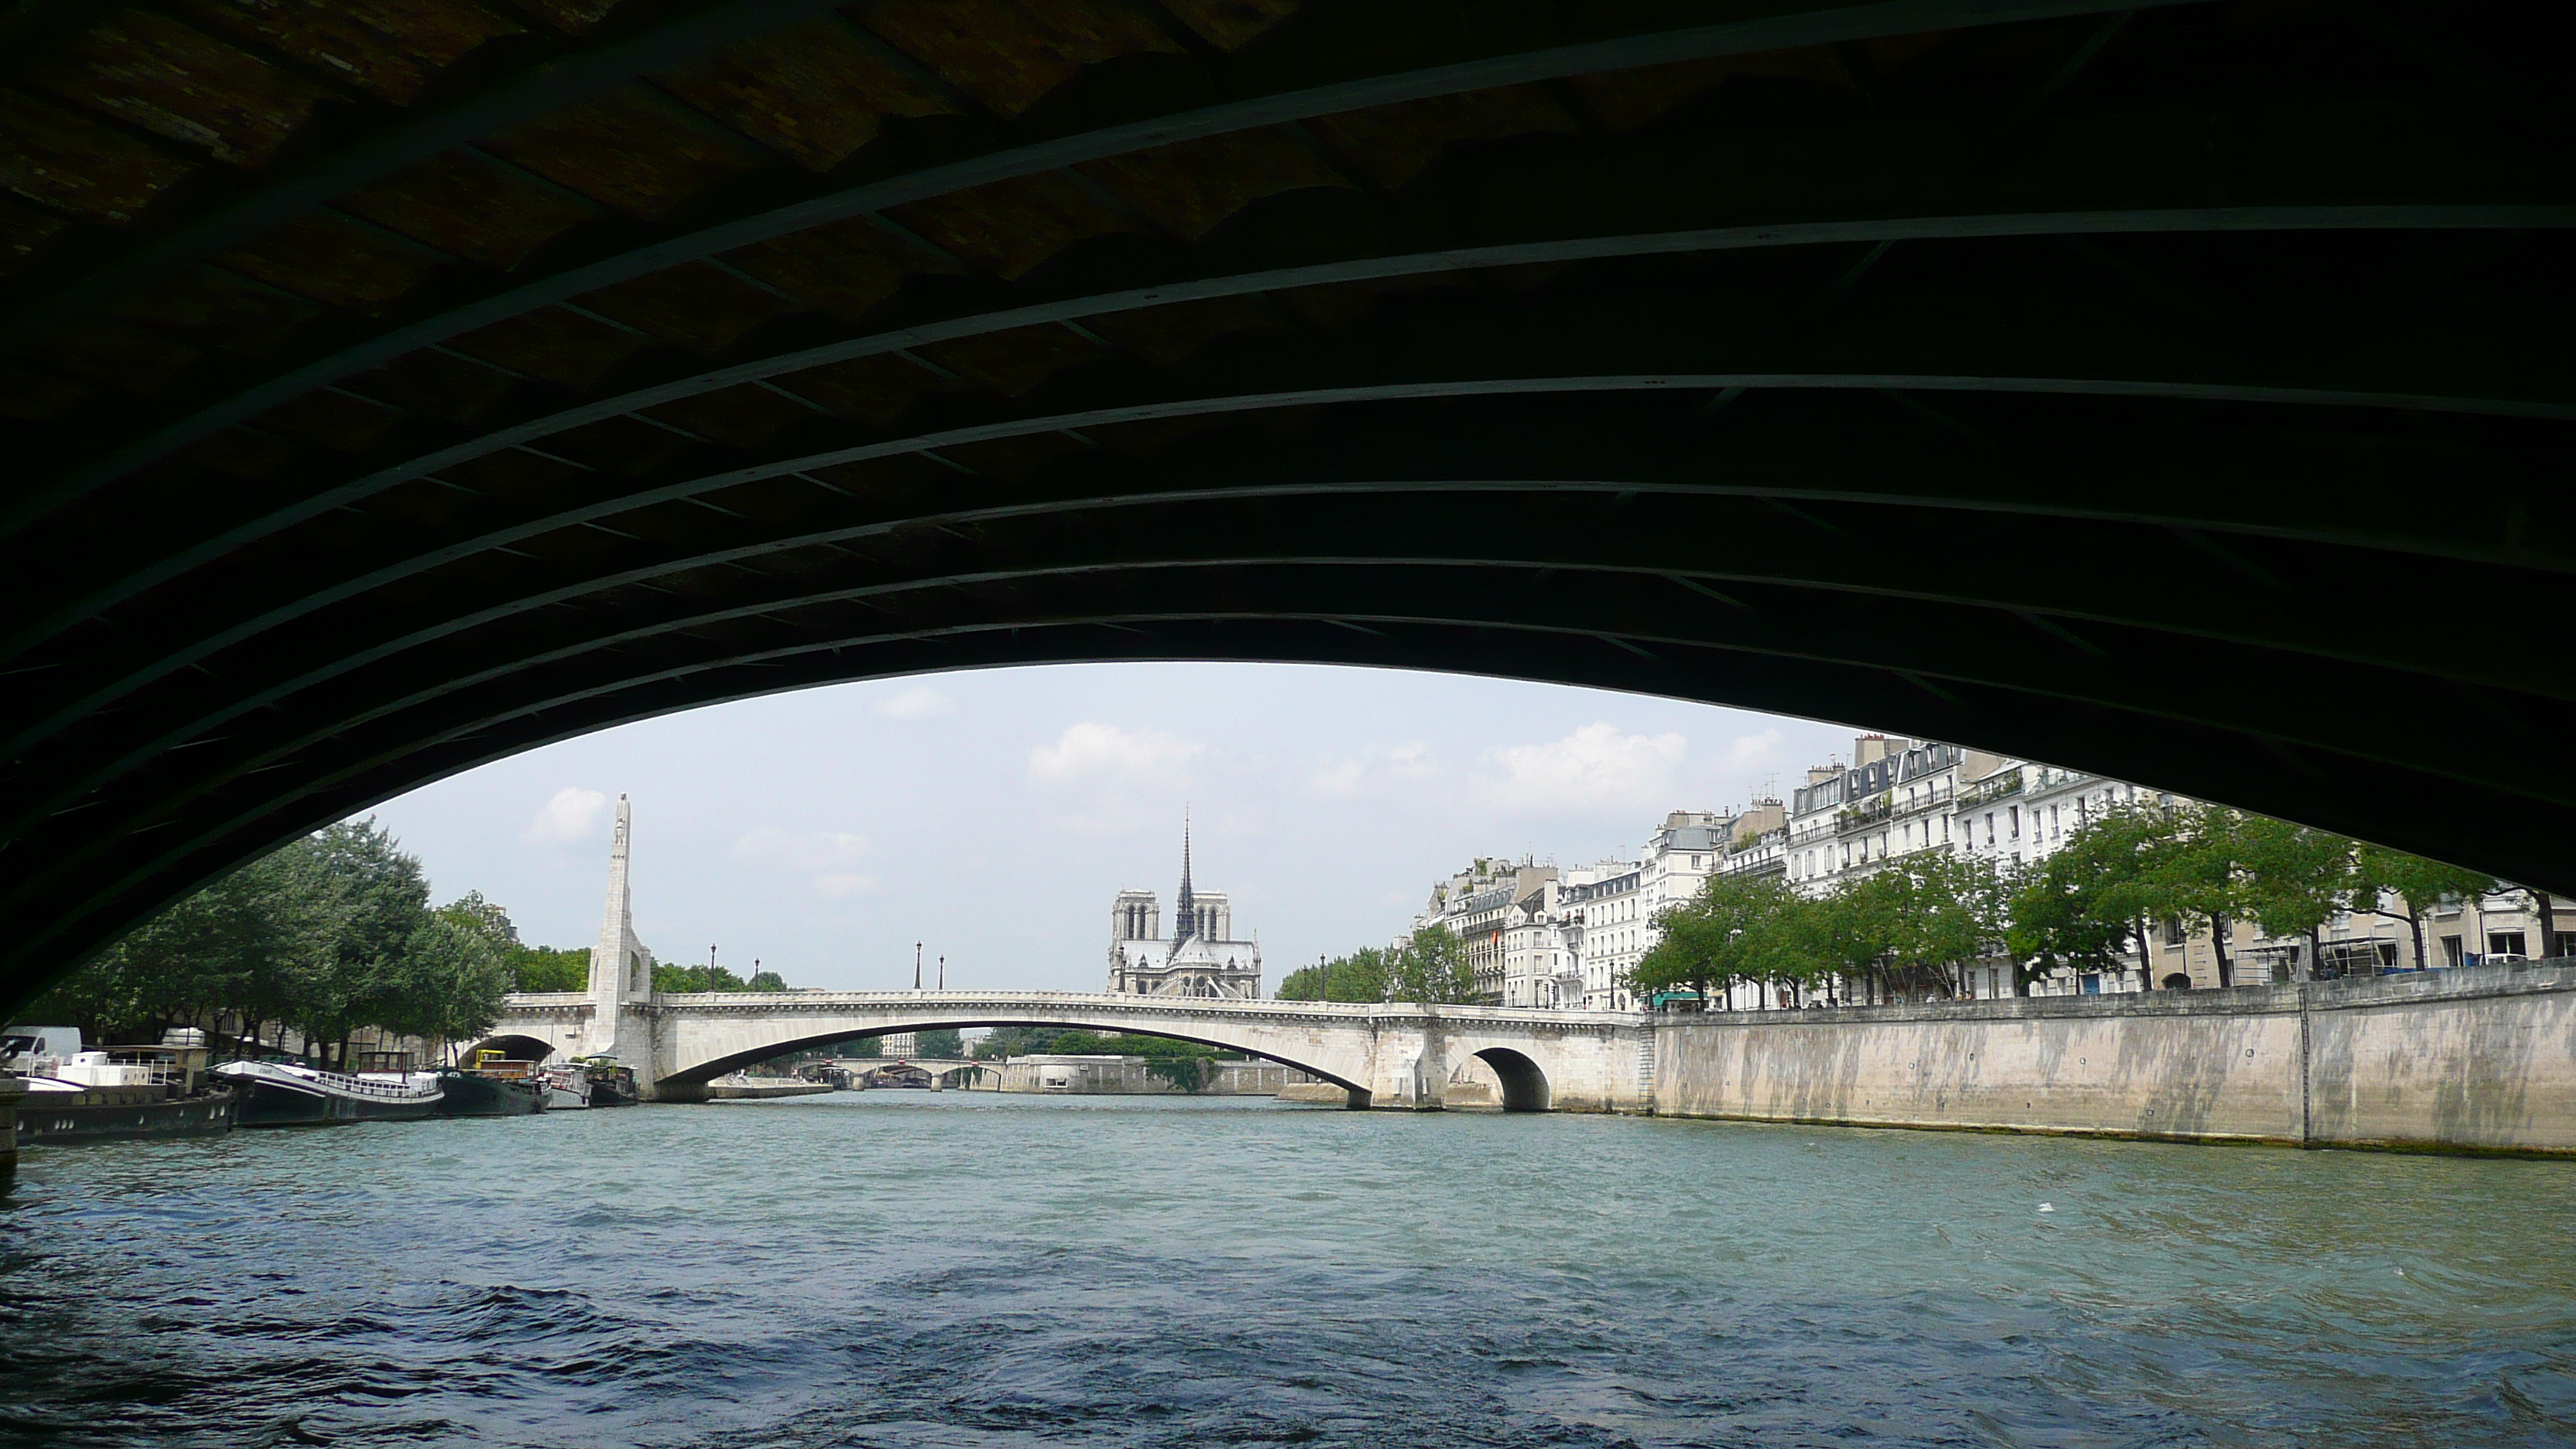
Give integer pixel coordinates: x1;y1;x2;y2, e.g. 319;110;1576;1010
2;0;2573;1014
484;991;1647;1111
668;1016;1362;1095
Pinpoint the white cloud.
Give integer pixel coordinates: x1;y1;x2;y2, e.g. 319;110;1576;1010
1028;721;1204;787
528;787;608;844
1306;741;1440;799
874;685;954;721
1481;723;1689;814
1725;728;1783;767
734;827;878;898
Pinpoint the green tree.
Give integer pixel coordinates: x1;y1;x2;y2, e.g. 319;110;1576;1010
1632;873;1817;1006
1387;926;1478;1004
1804;875;1902;1003
2138;804;2253;988
303;819;439;1066
2233;817;2356;981
651;961;791;993
2345;845;2500;971
1879;851;2006;998
24;838;340;1044
1275;963;1329;999
391;898;512;1045
2007;851;2131;992
1999;800;2216;992
1276;946;1392;1002
915;1027;964;1057
27;822;528;1063
505;944;590;992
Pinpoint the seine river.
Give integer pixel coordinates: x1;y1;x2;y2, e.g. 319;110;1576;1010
4;1092;2573;1447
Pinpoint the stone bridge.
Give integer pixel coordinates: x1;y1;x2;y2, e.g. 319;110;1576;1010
479;989;1648;1111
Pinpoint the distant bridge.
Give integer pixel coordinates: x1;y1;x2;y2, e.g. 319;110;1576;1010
841;1057;985;1087
478;990;1649;1111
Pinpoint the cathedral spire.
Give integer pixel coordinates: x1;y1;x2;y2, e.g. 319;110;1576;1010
1173;809;1196;946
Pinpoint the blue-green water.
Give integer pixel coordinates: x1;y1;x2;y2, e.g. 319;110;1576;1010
3;1092;2572;1447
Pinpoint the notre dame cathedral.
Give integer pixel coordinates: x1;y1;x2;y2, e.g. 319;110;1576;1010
1105;821;1262;999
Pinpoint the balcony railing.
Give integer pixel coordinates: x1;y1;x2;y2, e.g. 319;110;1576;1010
1954;772;2026;810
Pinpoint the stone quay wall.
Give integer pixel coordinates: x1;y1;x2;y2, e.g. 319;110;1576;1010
1650;961;2576;1156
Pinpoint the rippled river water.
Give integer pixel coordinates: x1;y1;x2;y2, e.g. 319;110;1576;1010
5;1092;2574;1447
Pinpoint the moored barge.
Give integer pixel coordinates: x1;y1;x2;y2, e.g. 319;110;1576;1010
211;1059;443;1124
2;1027;237;1146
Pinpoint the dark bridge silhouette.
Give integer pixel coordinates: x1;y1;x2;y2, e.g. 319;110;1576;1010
1;0;2570;1013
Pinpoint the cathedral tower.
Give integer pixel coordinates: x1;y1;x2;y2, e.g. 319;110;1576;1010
1171;813;1197;953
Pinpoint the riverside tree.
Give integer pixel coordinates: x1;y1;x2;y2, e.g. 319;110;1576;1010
1632;874;1819;1007
2007;803;2180;991
1276;945;1395;1002
2342;844;2500;971
506;944;591;992
1875;851;2008;999
1388;925;1479;1005
2233;817;2362;981
22;820;511;1062
1622;797;2528;1006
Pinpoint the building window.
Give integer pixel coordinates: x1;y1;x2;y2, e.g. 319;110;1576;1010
2440;935;2465;967
2489;931;2527;958
2009;805;2020;839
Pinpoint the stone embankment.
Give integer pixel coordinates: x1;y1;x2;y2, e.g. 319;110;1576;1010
1651;961;2576;1156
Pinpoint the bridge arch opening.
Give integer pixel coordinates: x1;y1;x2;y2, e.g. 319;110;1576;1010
1474;1048;1550;1113
462;1033;556;1065
663;1019;1371;1109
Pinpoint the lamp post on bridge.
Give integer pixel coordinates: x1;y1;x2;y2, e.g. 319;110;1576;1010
914;941;922;991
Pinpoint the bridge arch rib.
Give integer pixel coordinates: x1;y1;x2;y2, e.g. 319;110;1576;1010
2;0;2572;1015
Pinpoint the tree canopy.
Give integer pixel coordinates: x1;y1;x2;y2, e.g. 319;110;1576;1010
22;820;509;1064
1629;802;2518;1004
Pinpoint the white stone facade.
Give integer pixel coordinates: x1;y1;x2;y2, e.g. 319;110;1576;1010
580;795;657;1062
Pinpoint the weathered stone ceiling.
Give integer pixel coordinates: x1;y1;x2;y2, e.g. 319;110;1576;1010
0;0;2570;1007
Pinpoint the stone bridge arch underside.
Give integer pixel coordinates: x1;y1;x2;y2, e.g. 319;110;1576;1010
481;992;1643;1108
1;0;2573;1013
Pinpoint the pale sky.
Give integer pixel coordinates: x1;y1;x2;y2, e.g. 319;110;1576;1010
360;663;1868;994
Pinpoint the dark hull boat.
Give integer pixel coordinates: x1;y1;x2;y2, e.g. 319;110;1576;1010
212;1060;442;1125
433;1070;546;1116
15;1083;236;1146
581;1062;642;1107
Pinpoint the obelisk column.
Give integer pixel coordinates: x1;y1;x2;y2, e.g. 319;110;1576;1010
584;795;649;1060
